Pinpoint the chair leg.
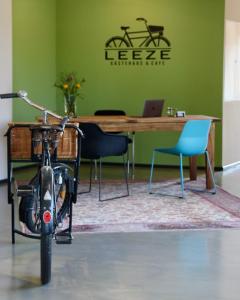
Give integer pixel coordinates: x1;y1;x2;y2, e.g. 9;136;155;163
78;160;93;195
148;150;155;194
131;132;135;180
89;160;93;192
94;159;98;180
205;151;217;194
149;151;184;198
123;154;130;197
98;158;102;201
179;153;185;198
126;135;130;178
98;155;129;202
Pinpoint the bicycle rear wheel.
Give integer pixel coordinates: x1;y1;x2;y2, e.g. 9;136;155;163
41;234;52;284
105;36;130;48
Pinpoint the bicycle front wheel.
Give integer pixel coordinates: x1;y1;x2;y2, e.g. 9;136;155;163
19;165;71;234
41;234;52;284
105;36;130;48
40;166;54;285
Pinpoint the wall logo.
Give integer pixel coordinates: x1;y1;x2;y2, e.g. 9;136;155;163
105;17;171;66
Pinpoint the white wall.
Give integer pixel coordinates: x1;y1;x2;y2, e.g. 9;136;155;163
225;0;240;21
0;0;12;180
224;20;240;101
223;0;240;167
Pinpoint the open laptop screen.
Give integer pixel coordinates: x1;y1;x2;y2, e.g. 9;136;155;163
142;99;164;117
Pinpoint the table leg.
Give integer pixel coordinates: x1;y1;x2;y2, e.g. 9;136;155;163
189;156;197;180
206;123;215;189
131;132;135;180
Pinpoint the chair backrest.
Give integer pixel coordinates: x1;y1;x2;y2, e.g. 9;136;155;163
94;110;126;116
175;120;211;156
94;110;126;134
79;123;103;159
79;123;128;159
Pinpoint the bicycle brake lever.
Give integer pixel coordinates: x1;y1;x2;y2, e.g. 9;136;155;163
60;116;69;131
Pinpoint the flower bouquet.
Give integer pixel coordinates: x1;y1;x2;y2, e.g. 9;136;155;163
55;72;85;117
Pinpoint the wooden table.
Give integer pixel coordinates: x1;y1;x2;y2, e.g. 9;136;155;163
70;115;220;189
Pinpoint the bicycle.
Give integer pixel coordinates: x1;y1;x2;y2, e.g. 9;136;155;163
105;17;171;48
1;90;83;284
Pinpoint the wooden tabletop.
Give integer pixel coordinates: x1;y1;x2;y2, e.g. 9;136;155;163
70;115;220;132
72;115;220;122
21;114;220;133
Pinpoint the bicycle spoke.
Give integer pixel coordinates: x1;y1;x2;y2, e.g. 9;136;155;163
106;37;129;48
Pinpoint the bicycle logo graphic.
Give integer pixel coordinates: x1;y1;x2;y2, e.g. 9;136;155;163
105;17;171;48
105;17;172;66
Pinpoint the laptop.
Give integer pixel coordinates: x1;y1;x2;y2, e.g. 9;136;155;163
142;99;164;117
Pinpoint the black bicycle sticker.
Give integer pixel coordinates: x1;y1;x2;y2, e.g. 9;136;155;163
105;17;172;66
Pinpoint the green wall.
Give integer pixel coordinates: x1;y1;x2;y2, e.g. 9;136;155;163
13;0;57;121
13;0;225;167
56;0;224;166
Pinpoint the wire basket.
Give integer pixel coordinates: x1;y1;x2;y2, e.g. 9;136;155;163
148;25;164;33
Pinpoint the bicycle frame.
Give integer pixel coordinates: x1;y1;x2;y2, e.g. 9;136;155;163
122;29;152;47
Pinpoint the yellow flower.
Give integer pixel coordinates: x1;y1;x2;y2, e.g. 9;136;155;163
76;83;81;89
63;83;68;89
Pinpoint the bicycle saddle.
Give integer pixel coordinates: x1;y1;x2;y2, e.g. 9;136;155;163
121;26;130;31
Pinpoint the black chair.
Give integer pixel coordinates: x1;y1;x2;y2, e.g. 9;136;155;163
94;110;126;116
94;109;134;178
79;123;129;201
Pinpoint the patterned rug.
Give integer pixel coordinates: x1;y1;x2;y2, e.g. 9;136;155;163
72;179;240;233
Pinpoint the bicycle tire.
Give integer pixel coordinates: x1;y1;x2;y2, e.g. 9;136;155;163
19;165;71;234
105;36;130;48
41;234;52;284
146;36;171;47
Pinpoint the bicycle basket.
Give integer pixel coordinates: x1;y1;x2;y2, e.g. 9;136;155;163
148;25;164;33
31;127;61;151
8;124;78;160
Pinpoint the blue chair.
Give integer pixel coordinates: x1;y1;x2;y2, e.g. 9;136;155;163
149;120;216;198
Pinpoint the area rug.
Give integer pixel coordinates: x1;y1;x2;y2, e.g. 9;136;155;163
72;179;240;233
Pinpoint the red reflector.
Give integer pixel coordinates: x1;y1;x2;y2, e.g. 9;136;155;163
43;210;52;224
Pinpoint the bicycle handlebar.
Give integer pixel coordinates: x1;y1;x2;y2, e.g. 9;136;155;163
0;90;84;137
136;17;147;22
0;90;62;120
0;92;19;99
18;90;63;120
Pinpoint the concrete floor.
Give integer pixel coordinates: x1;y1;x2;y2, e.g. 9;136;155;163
1;165;240;299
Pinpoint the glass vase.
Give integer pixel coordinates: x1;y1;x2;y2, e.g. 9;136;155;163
64;94;77;117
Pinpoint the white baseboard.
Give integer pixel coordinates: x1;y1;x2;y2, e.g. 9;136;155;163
223;161;240;170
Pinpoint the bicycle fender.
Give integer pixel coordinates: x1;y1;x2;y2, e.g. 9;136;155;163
40;166;54;235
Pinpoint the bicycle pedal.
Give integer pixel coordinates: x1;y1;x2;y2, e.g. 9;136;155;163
55;232;72;244
17;185;35;197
